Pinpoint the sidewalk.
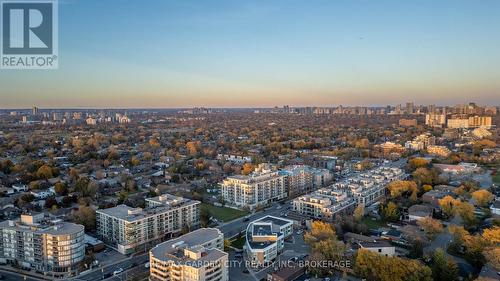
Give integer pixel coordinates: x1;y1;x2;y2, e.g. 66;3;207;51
0;266;52;280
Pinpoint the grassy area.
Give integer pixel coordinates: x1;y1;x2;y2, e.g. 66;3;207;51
493;172;500;185
361;217;387;229
231;235;246;249
201;203;249;222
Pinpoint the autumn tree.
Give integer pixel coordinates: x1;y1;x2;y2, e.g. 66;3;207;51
36;165;53;180
54;182;68;195
438;196;460;218
408;157;429;171
354;205;364;222
417;217;443;240
471;189;494;207
304;221;346;276
412;167;440;186
387;180;418;200
241;163;255;175
355;249;432;281
455;201;476;227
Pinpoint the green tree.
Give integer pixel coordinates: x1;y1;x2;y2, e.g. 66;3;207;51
381;201;399;221
431;249;459;281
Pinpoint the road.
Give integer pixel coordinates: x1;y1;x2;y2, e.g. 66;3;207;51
0;268;47;281
217;202;291;239
73;254;149;281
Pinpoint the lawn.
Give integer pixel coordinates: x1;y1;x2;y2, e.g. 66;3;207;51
201;203;249;222
493;172;500;185
361;217;387;229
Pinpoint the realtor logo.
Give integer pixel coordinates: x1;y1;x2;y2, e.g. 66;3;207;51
1;0;58;69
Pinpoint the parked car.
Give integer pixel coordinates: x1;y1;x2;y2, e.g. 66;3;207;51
113;268;124;275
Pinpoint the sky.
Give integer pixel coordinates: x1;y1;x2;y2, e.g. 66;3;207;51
1;0;500;108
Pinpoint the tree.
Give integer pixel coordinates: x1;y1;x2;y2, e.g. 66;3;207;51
241;163;255;175
408;238;424;259
408;157;429;171
483;247;500;269
455;201;476;227
304;221;346;276
186;141;200;156
381;201;399;221
354;205;364;222
431;249;459;281
471;190;494;207
200;206;210;227
387;180;418;200
224;239;231;251
44;197;58;209
54;182;68;195
72;205;96;232
355;249;432;281
422;184;433;193
482;226;500;244
36;165;53;180
438;196;460;218
417;217;443;240
130;156;140;166
412;167;438;186
75;177;97;198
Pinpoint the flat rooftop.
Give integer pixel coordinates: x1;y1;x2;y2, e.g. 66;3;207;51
254;215;293;227
150;228;225;265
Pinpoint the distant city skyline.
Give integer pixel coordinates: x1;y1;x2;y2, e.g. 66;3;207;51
1;0;500;108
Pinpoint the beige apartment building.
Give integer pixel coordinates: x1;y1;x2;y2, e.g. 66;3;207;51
292;188;356;220
96;194;200;254
0;213;85;278
149;228;228;281
221;163;286;210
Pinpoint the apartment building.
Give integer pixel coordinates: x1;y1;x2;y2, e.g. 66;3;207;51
96;194;200;254
427;145;451;157
447;118;470;129
405;133;436;151
0;213;85;277
149;228;228;281
425;114;446;127
245;216;293;267
221;163;286;210
292;188;355;220
280;165;332;197
468;116;492;129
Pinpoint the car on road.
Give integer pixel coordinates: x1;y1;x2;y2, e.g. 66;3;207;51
243;216;250;222
145;262;150;268
113;268;124;275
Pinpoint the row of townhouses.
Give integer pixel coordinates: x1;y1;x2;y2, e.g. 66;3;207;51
293;166;406;220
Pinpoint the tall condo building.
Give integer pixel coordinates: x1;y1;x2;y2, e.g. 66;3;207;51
149;228;228;281
96;194;200;254
221;163;286;210
0;213;85;278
